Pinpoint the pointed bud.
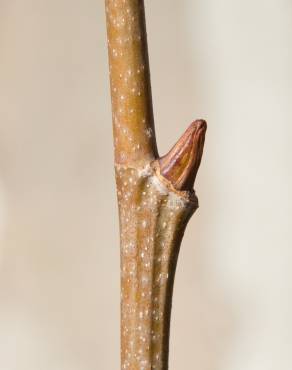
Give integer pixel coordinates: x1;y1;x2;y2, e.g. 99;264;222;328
158;120;207;191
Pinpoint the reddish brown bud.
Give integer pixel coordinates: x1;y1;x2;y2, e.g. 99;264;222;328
159;119;207;191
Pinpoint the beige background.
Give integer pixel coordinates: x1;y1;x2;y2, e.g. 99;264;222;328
0;1;291;369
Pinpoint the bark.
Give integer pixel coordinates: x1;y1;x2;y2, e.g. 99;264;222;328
105;1;207;369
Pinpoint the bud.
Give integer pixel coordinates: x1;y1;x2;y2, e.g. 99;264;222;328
159;120;207;191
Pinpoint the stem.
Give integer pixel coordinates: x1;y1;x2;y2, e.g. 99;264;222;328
105;0;158;166
105;1;207;369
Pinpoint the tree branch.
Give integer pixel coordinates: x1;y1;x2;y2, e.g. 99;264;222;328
105;0;158;166
105;1;207;369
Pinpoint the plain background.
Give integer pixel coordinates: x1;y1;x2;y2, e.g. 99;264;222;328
0;1;291;369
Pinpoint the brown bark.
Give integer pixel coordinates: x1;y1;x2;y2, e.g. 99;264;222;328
105;1;207;369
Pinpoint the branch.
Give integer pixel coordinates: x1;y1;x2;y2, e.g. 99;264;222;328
105;0;158;166
105;1;207;369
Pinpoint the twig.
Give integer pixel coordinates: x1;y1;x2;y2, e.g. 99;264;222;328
105;1;207;369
